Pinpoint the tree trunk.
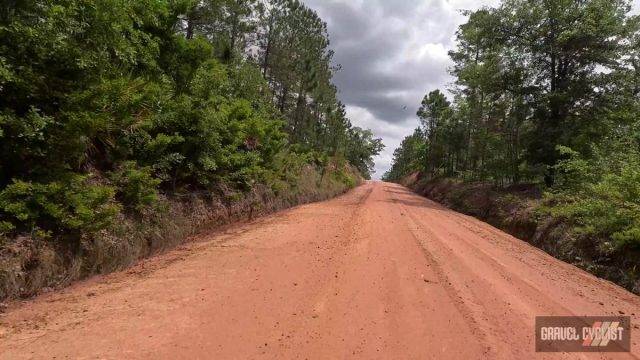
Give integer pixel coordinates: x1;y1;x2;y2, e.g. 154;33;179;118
292;82;306;141
186;18;194;39
279;86;288;113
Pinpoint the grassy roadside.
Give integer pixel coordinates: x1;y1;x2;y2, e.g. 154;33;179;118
401;174;640;295
0;165;361;301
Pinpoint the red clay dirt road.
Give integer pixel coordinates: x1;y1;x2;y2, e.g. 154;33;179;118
1;181;639;359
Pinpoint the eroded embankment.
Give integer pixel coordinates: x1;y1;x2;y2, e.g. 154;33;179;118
0;166;361;301
401;174;640;294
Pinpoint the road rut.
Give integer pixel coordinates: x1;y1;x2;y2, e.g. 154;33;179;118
1;182;639;359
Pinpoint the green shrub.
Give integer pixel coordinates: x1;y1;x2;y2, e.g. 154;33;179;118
547;145;640;252
0;0;380;241
331;167;357;188
0;176;120;239
109;162;161;213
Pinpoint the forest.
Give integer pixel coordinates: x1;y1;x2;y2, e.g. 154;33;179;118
0;0;383;240
0;0;383;297
385;0;640;290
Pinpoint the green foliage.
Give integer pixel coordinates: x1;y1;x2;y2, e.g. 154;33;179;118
384;0;640;288
383;129;425;181
547;144;640;253
387;0;638;187
0;176;120;238
552;146;596;191
109;162;161;213
345;127;384;179
330;167;357;189
0;0;381;243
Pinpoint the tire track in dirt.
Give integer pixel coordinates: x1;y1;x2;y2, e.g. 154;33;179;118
389;184;639;359
0;182;638;359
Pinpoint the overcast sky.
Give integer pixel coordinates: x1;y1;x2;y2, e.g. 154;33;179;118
304;0;640;179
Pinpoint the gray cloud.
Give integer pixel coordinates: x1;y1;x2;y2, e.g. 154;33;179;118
304;0;640;178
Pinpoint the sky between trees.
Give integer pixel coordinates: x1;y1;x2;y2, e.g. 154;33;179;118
305;0;640;178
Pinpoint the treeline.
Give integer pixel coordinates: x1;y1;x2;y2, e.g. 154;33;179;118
386;0;640;268
0;0;383;242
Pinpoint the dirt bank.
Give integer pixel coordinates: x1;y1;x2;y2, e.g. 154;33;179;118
1;182;638;359
404;175;640;294
0;165;359;301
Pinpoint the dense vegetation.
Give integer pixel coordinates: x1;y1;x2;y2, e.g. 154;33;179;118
0;0;383;245
385;0;640;290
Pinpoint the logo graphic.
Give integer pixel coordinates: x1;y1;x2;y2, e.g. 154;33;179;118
536;316;631;352
581;321;624;347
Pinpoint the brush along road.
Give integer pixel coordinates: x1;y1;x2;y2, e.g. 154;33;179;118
1;182;639;359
